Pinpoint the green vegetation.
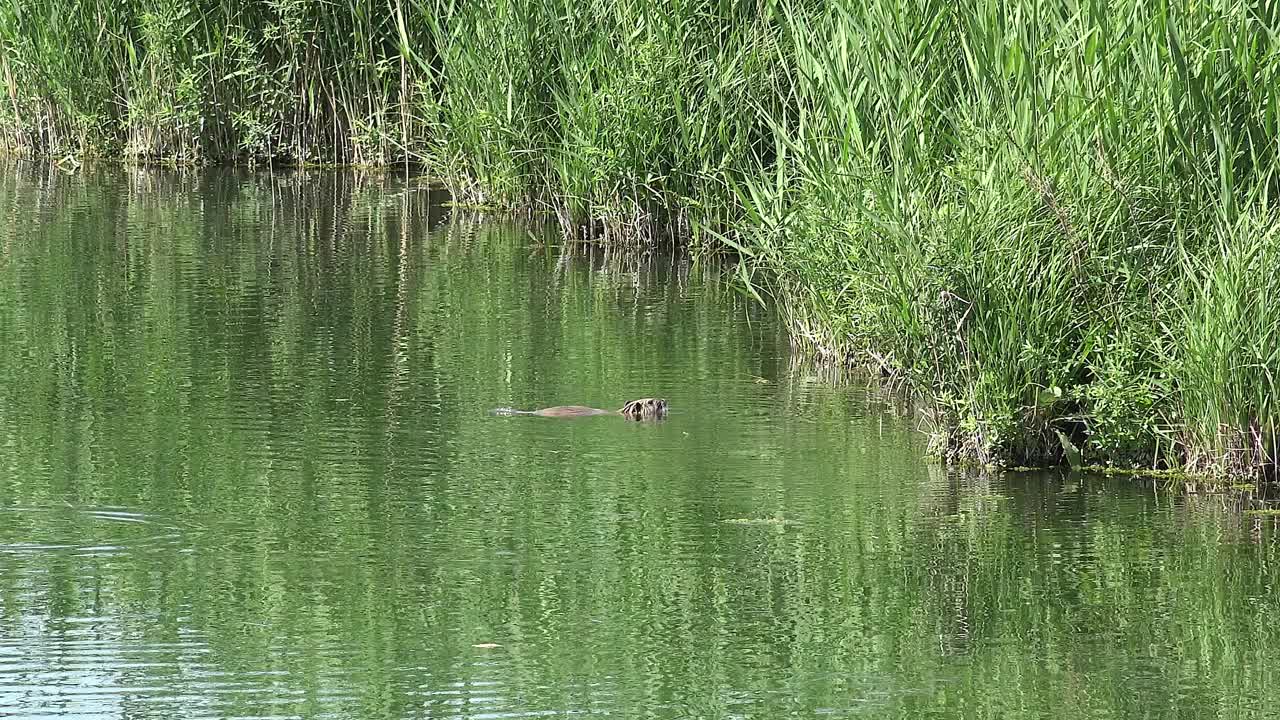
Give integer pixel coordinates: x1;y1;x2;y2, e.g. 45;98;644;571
0;0;779;231
736;0;1280;479
2;0;1278;479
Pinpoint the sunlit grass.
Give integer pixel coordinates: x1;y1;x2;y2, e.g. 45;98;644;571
732;0;1280;477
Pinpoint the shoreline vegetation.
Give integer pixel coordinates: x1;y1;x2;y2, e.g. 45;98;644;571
3;0;1277;483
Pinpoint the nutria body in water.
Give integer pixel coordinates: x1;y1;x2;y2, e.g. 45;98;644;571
492;398;667;421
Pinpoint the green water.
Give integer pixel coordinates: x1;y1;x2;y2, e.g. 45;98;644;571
0;165;1277;720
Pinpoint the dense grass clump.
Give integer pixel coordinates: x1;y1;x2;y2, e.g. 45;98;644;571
733;0;1280;478
2;0;1279;479
0;0;439;164
0;0;783;234
406;0;785;234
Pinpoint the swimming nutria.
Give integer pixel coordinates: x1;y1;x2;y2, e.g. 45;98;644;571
492;398;667;421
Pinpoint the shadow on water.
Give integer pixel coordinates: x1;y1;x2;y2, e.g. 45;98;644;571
0;162;1278;719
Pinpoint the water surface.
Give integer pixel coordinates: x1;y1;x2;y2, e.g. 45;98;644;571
0;164;1277;719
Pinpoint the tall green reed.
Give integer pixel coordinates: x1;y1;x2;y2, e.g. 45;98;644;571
733;0;1280;476
0;0;431;164
1;0;782;234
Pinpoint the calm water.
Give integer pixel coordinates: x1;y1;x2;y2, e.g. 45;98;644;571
0;164;1277;719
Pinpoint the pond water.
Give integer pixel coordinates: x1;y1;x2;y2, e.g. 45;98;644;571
0;164;1277;719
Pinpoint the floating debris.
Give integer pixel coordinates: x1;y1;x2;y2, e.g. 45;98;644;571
720;517;798;526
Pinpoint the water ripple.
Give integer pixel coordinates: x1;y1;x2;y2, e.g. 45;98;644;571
0;505;191;557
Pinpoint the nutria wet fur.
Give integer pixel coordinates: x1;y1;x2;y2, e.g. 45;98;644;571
493;398;667;421
619;398;667;419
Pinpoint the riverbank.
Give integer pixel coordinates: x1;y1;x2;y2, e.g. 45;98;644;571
3;0;1276;482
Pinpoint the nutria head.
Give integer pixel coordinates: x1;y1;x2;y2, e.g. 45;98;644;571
620;398;667;421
